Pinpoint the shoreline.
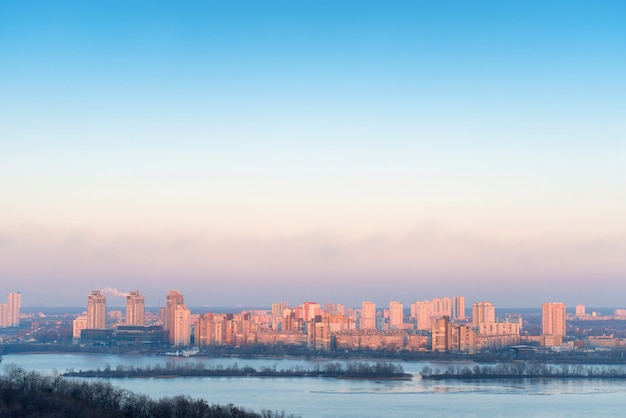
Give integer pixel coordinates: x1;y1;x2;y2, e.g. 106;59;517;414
5;346;626;366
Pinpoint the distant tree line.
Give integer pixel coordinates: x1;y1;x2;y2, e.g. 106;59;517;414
421;362;626;379
0;364;294;418
63;361;409;380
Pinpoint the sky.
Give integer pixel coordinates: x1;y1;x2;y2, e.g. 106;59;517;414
1;1;625;308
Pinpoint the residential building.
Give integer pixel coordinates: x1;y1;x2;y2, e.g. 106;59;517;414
87;290;107;329
172;304;191;346
165;290;189;345
414;300;432;331
432;316;450;352
8;292;21;327
542;302;566;347
389;301;403;330
472;302;495;327
73;315;87;339
126;290;145;326
360;301;376;330
453;296;466;320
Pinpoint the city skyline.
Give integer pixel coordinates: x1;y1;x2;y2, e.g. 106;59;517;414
5;287;623;314
1;1;625;308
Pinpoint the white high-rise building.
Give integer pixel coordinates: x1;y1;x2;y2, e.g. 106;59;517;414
389;301;403;330
165;290;190;345
87;290;107;329
360;301;376;330
441;297;452;317
575;304;586;318
414;300;432;331
8;292;21;327
0;303;7;328
73;315;87;339
172;304;191;346
472;302;495;327
126;290;145;326
542;302;566;346
453;296;466;320
431;298;442;318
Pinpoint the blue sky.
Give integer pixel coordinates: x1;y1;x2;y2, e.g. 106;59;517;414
1;1;625;308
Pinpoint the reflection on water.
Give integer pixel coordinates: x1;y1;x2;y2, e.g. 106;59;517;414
5;353;626;417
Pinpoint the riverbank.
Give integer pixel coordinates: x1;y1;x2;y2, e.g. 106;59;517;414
4;343;626;365
420;362;626;380
62;361;412;380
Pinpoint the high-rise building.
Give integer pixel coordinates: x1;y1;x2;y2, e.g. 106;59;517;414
0;303;7;328
575;304;586;318
87;290;106;329
0;292;21;328
125;290;145;326
272;302;288;316
73;315;87;339
453;296;466;320
164;290;184;332
360;301;376;330
8;292;21;327
441;297;452;317
165;290;189;345
431;298;442;318
472;302;495;327
542;302;566;346
323;303;345;316
172;304;191;346
432;316;450;352
301;302;320;322
389;301;403;330
195;313;215;347
414;300;432;331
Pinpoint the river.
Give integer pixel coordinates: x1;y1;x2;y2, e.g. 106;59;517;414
4;353;626;417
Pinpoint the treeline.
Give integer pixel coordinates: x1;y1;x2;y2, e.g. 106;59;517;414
63;361;409;380
421;362;626;379
0;364;294;418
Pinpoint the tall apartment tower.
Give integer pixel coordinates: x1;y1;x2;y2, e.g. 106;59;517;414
389;301;403;330
0;303;7;328
431;298;442;318
301;302;320;322
414;300;432;331
432;316;450;352
271;302;288;316
453;296;466;320
87;290;107;329
172;304;191;346
8;292;21;327
125;290;145;326
360;301;376;330
165;290;189;346
441;297;452;317
575;304;586;318
472;302;495;327
542;302;566;346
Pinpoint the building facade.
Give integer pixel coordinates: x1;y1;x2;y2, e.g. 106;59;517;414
389;301;403;330
87;290;107;329
453;296;466;320
412;300;432;331
125;290;145;326
0;292;21;328
8;292;21;327
542;302;566;347
360;301;376;330
165;290;190;346
172;304;191;346
472;302;495;327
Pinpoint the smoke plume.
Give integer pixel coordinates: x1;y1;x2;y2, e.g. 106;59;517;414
101;287;129;298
